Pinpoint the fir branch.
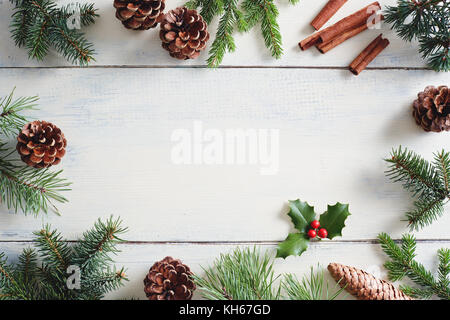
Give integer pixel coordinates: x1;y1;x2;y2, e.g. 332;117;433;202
282;266;345;300
194;247;281;300
72;217;127;272
384;0;450;71
9;0;98;66
260;0;283;58
0;217;127;300
378;233;450;300
385;146;450;230
0;89;38;137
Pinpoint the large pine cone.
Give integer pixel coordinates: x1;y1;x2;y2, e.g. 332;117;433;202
413;85;450;132
328;263;412;300
144;256;196;300
114;0;165;30
16;121;67;169
160;7;209;60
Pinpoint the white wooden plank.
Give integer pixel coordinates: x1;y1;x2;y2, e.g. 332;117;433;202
0;0;427;68
0;68;448;241
0;241;447;299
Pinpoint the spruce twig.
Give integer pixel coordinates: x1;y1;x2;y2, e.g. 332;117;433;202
0;217;128;300
384;0;449;72
9;0;99;66
378;233;450;300
385;146;450;230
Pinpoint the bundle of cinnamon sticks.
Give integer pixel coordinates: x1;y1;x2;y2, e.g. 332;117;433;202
299;1;389;75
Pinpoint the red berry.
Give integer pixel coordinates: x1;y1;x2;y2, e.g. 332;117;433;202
310;220;320;229
307;229;317;239
318;228;328;239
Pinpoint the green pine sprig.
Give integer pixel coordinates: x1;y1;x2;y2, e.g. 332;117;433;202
384;0;449;72
0;89;71;217
378;233;450;300
0;217;128;300
194;247;281;300
185;0;298;67
282;265;345;300
385;146;450;231
9;0;99;66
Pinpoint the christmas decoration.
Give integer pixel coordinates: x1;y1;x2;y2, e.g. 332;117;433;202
16;120;67;169
277;199;351;258
194;247;281;300
349;34;390;76
144;256;196;300
328;262;412;300
283;265;345;300
0;216;128;300
114;0;165;30
160;7;210;60
385;146;450;230
0;89;70;216
379;233;450;300
184;0;300;67
9;0;99;66
412;85;449;132
311;220;320;229
384;0;449;72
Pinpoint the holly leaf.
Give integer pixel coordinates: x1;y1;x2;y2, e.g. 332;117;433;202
319;203;351;240
287;199;316;233
276;233;309;259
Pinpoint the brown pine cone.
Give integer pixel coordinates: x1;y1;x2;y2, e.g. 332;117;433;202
114;0;165;30
144;256;196;300
160;7;210;60
16;121;67;169
412;85;450;132
328;263;412;300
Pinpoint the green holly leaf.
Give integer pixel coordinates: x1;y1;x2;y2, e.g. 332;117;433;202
276;233;309;259
319;203;351;240
287;199;316;233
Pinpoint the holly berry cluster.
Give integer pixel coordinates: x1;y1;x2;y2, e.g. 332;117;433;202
307;220;328;239
277;199;351;258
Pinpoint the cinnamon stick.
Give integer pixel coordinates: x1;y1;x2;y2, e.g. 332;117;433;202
299;1;380;51
349;34;390;75
316;14;384;53
319;1;380;44
311;0;348;30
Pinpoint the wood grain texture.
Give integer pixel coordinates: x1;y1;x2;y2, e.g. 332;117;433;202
0;0;427;68
1;241;448;300
0;68;448;242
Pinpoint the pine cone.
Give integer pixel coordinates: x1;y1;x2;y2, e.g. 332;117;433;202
144;256;196;300
160;7;210;60
16;121;67;169
412;85;450;132
328;263;412;300
114;0;165;30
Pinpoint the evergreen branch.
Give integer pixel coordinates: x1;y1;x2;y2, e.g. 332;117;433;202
206;0;238;68
378;233;450;300
0;89;38;137
80;268;128;299
385;146;450;230
194;247;281;300
9;0;98;66
282;266;345;300
260;0;283;58
34;225;72;271
437;248;450;295
72;216;127;272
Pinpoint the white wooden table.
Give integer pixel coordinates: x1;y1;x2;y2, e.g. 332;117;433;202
0;0;449;299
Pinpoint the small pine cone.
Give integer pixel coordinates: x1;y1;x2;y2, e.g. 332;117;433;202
144;256;196;300
412;85;450;132
114;0;165;30
328;263;412;300
160;7;210;60
16;121;67;169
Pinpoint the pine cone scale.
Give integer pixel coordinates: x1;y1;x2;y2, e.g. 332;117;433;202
114;0;165;30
